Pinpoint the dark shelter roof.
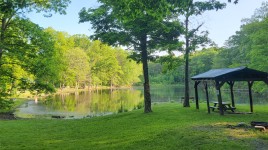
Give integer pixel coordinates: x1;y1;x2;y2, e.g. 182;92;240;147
191;66;268;83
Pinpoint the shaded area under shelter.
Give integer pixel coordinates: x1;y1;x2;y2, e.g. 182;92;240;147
191;67;268;115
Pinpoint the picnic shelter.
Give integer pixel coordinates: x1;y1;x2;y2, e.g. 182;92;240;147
191;67;268;115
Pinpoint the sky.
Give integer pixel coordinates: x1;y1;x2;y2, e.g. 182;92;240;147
27;0;266;47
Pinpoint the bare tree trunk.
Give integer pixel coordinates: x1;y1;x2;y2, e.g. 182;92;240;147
141;34;152;113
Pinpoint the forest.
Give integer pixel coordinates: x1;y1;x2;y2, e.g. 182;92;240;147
0;27;143;94
0;0;267;110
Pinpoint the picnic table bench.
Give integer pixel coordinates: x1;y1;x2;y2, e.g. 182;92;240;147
210;101;236;112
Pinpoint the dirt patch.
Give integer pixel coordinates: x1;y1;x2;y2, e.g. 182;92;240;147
0;112;16;120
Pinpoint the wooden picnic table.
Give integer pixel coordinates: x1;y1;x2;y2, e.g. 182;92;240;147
210;101;236;112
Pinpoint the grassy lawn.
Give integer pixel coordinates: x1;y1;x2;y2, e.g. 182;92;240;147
0;103;268;150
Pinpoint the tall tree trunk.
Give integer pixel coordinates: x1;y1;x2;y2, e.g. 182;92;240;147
141;34;152;113
183;15;190;107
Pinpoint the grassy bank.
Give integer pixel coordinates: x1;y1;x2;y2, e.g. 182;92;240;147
0;103;268;150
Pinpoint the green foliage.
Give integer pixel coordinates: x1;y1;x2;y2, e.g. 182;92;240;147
44;28;75;87
190;47;218;76
115;49;142;86
41;30;142;89
64;47;90;87
72;34;91;50
0;0;71;16
86;40;142;87
79;0;182;51
220;2;268;72
0;0;71;98
157;54;183;73
0;18;58;98
214;2;268;92
148;61;184;85
0;98;14;110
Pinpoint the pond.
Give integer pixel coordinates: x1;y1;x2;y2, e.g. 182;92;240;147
15;85;268;119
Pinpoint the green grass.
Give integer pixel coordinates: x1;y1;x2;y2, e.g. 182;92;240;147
0;103;268;150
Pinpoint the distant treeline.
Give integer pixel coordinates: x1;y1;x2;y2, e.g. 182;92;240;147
44;28;143;89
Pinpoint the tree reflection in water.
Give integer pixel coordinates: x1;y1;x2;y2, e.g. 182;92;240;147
46;89;144;117
15;86;267;119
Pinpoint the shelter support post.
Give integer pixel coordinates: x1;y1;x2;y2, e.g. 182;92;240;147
248;81;254;113
227;81;235;107
204;82;210;114
194;81;200;109
216;81;225;115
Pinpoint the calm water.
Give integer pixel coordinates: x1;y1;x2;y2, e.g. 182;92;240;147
15;85;268;119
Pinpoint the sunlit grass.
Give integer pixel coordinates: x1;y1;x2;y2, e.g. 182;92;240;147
0;103;267;150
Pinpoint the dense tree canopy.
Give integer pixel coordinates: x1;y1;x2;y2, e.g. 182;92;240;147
0;0;71;59
0;18;57;98
0;0;71;101
44;28;142;90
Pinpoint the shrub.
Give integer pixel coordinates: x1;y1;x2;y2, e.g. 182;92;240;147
0;98;14;111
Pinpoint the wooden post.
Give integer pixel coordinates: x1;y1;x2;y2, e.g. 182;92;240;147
248;81;254;113
204;82;210;114
194;81;200;109
216;81;225;115
227;81;235;107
